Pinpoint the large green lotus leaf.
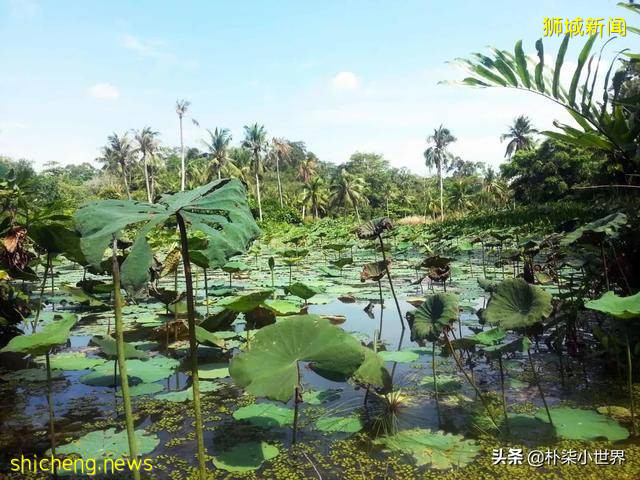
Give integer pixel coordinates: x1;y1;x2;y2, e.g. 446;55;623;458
117;382;164;397
378;349;420;363
352;347;392;390
471;328;506;346
315;415;363;433
39;352;107;371
199;308;238;332
1;368;65;382
90;356;179;383
29;223;85;263
407;293;459;342
283;282;325;300
222;260;250;273
477;278;498;293
232;403;294;428
330;257;354;269
212;441;279;473
90;335;149;360
262;299;300;315
535;407;629;441
52;428;159;461
304;388;342;405
60;285;105;307
229;316;364;402
561;212;627;246
154;381;220;402
195;362;229;379
484;279;552;330
356;217;393;239
419;375;462;394
195;325;225;347
585;291;640;320
1;313;76;356
375;429;480;470
483;337;532;358
215;290;273;313
74;179;260;290
317;266;341;278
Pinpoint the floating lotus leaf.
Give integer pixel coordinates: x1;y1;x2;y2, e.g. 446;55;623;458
585;291;640;320
561;213;627;246
360;260;389;283
195;325;224;347
89;356;179;383
304;389;342;405
407;293;459;342
117;382;164;397
215;290;274;313
51;428;159;461
317;266;341;277
330;257;354;269
222;260;250;273
154;381;220;402
419;375;462;393
39;352;107;371
195;362;229;379
315;415;363;433
1;368;64;382
229;316;364;402
1;313;76;356
233;403;294;428
374;428;480;470
211;441;279;473
535;407;629;442
283;282;325;301
356;217;393;239
378;349;420;363
90;335;149;360
484;279;552;330
262;299;300;315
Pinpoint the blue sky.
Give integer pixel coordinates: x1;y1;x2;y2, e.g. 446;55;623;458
0;0;630;173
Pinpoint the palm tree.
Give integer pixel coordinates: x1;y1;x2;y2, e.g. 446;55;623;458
482;168;509;207
176;99;191;191
241;123;268;221
500;115;537;158
201;128;232;180
134;127;159;203
297;154;318;184
330;168;367;221
99;133;135;200
301;177;329;219
269;138;292;207
424;125;456;220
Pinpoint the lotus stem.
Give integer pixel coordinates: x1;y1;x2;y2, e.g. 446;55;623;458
45;351;57;478
601;243;610;291
377;280;384;345
527;347;553;426
111;238;141;480
498;356;510;435
292;362;301;444
203;268;209;316
32;253;51;333
625;329;636;436
432;341;441;428
176;214;207;479
443;331;499;430
378;236;405;330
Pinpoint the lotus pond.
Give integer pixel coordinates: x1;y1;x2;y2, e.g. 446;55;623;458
2;214;639;480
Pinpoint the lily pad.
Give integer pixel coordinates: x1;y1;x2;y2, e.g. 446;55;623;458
283;282;325;301
216;290;274;313
378;350;420;363
39;352;107;371
1;313;76;356
196;362;229;379
585;291;640;320
212;441;279;473
315;415;363;433
484;279;552;329
51;428;160;461
90;335;149;360
304;389;342;405
154;382;221;402
233;403;294;428
535;407;629;442
419;375;462;393
117;382;164;397
262;299;300;315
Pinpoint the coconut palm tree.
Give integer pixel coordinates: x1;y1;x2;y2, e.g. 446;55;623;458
241;123;268;221
201;128;232;180
330;168;367;222
500;115;537;158
269;138;292;207
99;133;135;200
297;155;318;183
424;125;456;220
301;177;329;219
482;167;509;207
176;99;191;191
134;127;159;203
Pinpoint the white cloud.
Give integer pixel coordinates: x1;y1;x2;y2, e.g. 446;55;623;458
330;71;360;91
88;83;120;100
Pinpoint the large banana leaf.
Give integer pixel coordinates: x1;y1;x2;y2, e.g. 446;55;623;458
74;179;260;290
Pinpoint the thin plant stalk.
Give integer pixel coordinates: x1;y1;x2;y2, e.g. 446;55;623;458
498;356;510;435
443;331;499;429
32;253;51;333
378;235;405;330
176;213;207;479
624;329;637;436
377;280;384;345
45;351;57;478
432;341;441;428
111;238;141;480
527;347;553;426
292;362;302;444
203;268;209;316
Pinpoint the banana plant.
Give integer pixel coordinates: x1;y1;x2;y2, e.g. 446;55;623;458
74;179;259;479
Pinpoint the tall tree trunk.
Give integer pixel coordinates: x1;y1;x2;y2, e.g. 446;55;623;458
179;115;186;191
121;163;131;200
276;156;284;207
254;167;263;222
176;214;207;479
142;153;152;203
301;204;306;218
437;160;444;221
111;238;140;480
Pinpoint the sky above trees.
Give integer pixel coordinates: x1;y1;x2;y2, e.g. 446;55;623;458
0;0;625;172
